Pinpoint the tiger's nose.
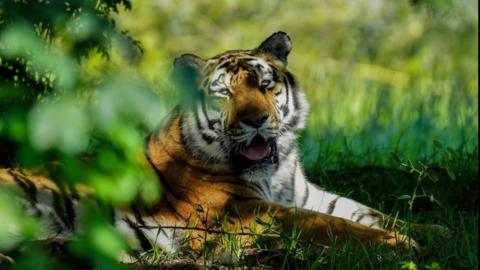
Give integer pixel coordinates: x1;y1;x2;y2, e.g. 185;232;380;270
241;114;269;128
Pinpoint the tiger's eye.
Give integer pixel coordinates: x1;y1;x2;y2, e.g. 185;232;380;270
219;89;231;96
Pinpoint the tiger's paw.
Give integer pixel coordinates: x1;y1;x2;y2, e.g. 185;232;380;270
383;232;422;253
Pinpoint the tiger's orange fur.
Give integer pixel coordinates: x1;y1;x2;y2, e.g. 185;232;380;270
142;113;413;251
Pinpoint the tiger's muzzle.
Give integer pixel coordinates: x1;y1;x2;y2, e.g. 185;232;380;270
229;114;279;171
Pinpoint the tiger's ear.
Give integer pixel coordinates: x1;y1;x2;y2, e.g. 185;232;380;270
172;53;205;91
256;32;292;65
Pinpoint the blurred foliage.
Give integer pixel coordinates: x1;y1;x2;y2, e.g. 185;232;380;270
0;0;161;268
0;0;478;269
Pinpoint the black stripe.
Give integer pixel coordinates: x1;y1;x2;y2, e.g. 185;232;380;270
11;172;38;205
194;108;216;144
124;218;152;251
250;182;269;199
283;75;290;116
354;211;381;226
239;57;257;62
178;113;191;154
248;182;265;198
356;214;366;223
131;204;147;226
253;178;271;199
327;197;340;215
62;191;76;230
285;72;299;110
52;191;73;230
219;137;227;149
200;96;212;128
286;73;304;130
270;66;280;82
9;173;48;219
140;208;172;240
201;78;210;89
263;179;271;198
285;115;300;131
159;227;169;239
217;60;232;70
48;211;66;234
179;113;215;166
69;189;81;201
279;104;289;116
198;98;222;135
194;105;206;131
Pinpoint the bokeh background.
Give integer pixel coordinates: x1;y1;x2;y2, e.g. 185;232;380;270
0;0;477;269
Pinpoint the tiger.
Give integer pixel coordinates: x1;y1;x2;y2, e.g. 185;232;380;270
0;32;422;263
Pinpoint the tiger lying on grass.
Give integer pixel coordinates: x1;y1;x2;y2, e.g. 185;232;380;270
1;32;427;263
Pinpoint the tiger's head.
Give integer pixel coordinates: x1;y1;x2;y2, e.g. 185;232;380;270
172;32;309;174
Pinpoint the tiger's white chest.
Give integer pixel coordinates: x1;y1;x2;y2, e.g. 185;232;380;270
239;143;300;205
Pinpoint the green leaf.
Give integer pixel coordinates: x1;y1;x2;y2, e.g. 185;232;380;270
425;261;441;270
28;99;89;154
400;260;418;270
397;195;411;200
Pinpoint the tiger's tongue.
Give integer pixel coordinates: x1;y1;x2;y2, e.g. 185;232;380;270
239;138;270;161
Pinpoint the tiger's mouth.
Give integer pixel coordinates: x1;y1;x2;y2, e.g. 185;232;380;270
231;135;278;171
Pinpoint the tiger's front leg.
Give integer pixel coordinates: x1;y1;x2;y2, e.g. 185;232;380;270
286;161;386;229
290;169;448;242
205;200;416;251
